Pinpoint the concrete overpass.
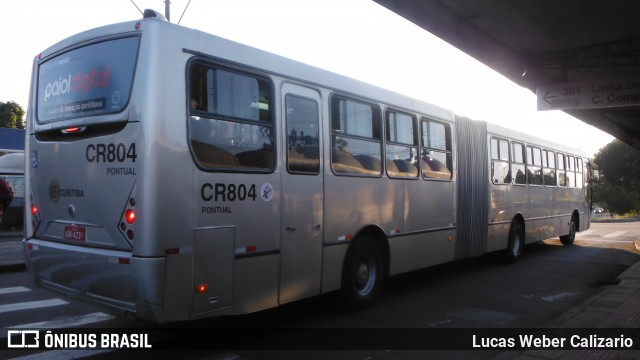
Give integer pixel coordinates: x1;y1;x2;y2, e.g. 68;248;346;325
374;0;640;150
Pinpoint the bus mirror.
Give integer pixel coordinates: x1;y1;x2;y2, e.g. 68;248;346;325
592;169;600;182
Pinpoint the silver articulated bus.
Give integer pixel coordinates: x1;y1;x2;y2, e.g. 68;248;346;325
25;11;591;323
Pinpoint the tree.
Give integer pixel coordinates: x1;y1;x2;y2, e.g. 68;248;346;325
593;139;640;214
0;101;25;129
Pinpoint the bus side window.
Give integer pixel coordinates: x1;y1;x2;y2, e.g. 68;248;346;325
188;62;275;172
386;110;418;178
542;150;557;186
421;119;452;180
330;96;382;176
512;142;526;185
576;158;584;188
286;95;320;174
557;153;567;186
490;137;510;184
566;155;576;187
527;146;543;185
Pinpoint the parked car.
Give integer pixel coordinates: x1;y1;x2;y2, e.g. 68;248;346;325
0;153;24;229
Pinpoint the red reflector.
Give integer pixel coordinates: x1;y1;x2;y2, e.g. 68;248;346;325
64;127;81;133
31;205;38;216
118;258;130;264
196;284;208;293
125;209;136;224
246;245;257;253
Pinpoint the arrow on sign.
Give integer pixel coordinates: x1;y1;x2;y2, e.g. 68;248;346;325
543;90;556;104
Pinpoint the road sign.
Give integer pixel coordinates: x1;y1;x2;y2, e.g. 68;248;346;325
537;79;640;111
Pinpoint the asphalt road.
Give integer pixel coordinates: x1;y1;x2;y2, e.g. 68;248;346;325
1;221;639;359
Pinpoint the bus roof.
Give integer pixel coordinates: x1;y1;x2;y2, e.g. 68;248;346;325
36;15;456;125
485;120;589;158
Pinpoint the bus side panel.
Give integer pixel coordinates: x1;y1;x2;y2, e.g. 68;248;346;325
528;185;550;241
191;227;234;317
233;255;280;314
416;229;456;269
322;175;400;291
487;223;510;252
388;234;418;275
405;180;456;235
324;176;400;244
195;172;281;315
321;244;348;293
525;217;555;242
405;180;456;267
555;186;573;235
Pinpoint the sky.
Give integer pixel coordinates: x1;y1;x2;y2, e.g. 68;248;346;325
2;0;614;156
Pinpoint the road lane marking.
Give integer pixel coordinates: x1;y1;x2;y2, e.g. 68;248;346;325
0;313;116;342
542;291;578;302
0;298;68;314
576;229;596;237
603;230;628;238
9;349;114;360
10;311;115;329
0;286;31;295
580;239;631;243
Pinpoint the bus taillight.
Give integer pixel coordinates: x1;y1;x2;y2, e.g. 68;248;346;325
125;209;136;224
61;127;86;134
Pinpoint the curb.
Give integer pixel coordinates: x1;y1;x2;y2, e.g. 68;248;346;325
0;230;23;238
592;217;640;224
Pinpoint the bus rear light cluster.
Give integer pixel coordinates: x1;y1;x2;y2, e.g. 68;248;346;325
119;197;137;241
30;196;40;229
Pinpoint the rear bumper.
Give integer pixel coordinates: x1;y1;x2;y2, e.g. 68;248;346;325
25;238;165;322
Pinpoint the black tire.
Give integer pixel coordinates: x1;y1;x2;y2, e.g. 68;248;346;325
505;220;524;262
342;237;384;309
560;216;577;245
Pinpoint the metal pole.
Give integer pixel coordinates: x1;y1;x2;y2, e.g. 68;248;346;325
165;0;171;21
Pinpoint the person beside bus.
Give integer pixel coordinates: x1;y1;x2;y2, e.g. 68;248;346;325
0;178;13;223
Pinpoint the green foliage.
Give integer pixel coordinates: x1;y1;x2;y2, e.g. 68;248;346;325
593;140;640;214
0;101;25;129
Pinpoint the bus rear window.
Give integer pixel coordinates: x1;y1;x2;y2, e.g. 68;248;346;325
36;36;139;123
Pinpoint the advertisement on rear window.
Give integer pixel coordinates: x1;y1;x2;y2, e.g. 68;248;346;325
37;36;139;123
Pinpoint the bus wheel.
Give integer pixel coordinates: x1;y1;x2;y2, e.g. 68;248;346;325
505;220;524;262
560;216;577;245
342;237;384;309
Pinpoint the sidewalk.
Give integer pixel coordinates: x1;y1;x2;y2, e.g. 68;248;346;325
499;256;640;359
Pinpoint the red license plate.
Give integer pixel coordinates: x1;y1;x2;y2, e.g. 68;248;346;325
64;225;86;242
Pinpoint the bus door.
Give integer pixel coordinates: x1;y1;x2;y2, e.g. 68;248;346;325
279;83;323;304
